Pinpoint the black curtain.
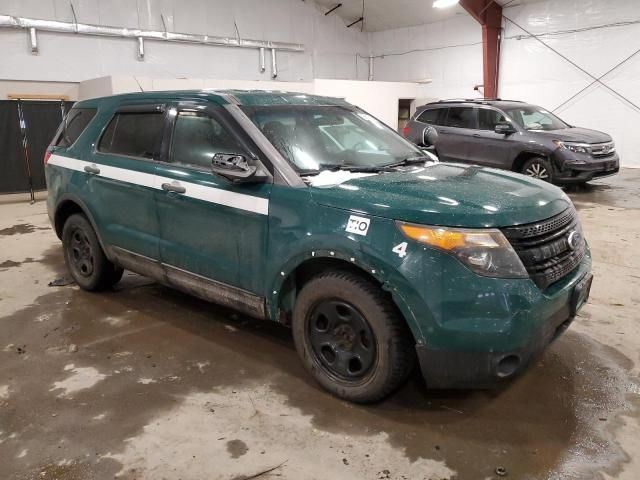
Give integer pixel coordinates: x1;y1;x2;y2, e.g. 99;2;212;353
0;100;74;194
0;101;25;194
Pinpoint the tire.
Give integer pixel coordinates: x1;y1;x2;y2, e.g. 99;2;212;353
521;157;554;183
62;213;123;291
292;270;414;403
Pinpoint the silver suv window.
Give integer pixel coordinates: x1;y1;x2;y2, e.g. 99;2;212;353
478;108;509;131
416;108;445;125
444;107;476;129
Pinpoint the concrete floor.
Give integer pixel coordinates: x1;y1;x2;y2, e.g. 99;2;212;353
1;171;639;480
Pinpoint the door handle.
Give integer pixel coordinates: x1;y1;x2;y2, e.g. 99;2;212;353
161;182;186;194
472;134;481;138
84;164;100;175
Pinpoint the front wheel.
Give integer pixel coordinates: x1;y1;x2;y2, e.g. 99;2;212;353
521;157;554;182
62;214;123;291
292;270;414;403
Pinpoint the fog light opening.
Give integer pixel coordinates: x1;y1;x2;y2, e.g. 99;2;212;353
496;354;520;378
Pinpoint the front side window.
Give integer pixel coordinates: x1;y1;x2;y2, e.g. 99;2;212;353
444;107;476;129
98;111;164;159
56;107;97;147
170;111;244;170
478;108;509;131
243;105;423;173
504;106;569;131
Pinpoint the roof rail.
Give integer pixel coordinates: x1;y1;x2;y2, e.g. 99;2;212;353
424;98;526;106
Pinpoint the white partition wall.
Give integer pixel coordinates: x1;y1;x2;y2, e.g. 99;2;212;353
499;0;640;167
78;76;434;130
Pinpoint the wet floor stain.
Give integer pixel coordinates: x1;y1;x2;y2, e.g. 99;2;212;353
0;223;37;236
226;439;249;459
566;170;640;210
0;258;36;270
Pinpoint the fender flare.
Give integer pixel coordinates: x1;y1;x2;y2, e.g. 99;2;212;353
53;193;114;262
267;249;428;343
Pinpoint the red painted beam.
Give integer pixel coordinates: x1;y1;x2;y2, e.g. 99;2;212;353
460;0;502;99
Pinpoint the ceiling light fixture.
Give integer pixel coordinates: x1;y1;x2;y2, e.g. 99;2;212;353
433;0;459;8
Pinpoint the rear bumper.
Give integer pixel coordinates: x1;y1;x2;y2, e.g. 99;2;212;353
555;155;619;183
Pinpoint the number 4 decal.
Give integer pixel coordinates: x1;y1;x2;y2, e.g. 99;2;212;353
392;242;408;258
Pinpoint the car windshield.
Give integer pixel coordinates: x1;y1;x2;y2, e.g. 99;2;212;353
504;106;569;131
242;105;424;173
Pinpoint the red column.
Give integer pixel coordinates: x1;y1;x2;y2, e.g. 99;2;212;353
460;0;502;99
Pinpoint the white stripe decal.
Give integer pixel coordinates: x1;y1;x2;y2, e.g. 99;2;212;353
48;154;269;215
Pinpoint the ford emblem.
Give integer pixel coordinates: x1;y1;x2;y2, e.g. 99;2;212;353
567;230;582;250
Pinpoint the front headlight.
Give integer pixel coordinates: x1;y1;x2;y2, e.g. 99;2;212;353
553;140;590;155
397;222;528;279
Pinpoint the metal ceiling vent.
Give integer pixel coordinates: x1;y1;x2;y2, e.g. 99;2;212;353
0;14;304;78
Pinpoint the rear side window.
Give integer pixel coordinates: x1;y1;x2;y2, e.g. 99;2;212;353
416;108;444;125
171;111;245;170
98;111;164;159
478;108;509;131
56;108;97;147
444;107;476;129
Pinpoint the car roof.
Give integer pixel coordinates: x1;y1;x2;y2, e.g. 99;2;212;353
74;89;350;109
418;99;532;110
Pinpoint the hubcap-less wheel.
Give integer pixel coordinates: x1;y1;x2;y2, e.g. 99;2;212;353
308;300;377;381
525;162;549;180
69;229;94;277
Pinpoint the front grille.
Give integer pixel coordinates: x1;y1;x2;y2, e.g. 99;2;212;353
502;208;585;290
590;142;615;158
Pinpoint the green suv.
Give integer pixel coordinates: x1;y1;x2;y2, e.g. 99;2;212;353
45;90;593;403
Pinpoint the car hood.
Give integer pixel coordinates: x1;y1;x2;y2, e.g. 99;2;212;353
307;163;572;228
532;127;611;144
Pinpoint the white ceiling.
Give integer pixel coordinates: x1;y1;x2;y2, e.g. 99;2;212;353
312;0;538;32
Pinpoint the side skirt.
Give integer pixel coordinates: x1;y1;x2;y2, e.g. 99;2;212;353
110;246;267;319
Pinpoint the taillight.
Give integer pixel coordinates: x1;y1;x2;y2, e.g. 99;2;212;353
44;150;52;165
402;126;410;137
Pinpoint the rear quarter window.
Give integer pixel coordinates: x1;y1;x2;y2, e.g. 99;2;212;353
55;108;97;147
98;111;164;159
416;108;444;125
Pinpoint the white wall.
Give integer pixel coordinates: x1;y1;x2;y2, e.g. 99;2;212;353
79;76;433;130
367;15;483;99
499;0;640;167
0;0;369;83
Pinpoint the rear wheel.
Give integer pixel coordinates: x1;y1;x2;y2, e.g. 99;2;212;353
62;214;123;291
292;270;414;403
521;157;554;182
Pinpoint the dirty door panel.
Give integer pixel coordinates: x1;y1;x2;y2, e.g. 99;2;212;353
87;106;165;260
154;104;272;294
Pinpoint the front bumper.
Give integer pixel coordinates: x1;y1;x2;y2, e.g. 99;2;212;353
412;250;592;389
555;155;620;183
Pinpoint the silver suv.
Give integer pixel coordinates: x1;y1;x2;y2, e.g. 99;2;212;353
403;99;619;185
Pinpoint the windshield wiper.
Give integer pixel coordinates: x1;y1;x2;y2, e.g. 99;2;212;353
381;156;431;169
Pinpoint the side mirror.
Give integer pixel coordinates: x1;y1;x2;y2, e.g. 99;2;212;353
211;153;266;183
495;123;516;135
422;126;438;147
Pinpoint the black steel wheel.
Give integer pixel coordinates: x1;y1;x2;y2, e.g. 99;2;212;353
69;228;95;278
308;300;377;381
62;214;123;291
293;270;414;403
